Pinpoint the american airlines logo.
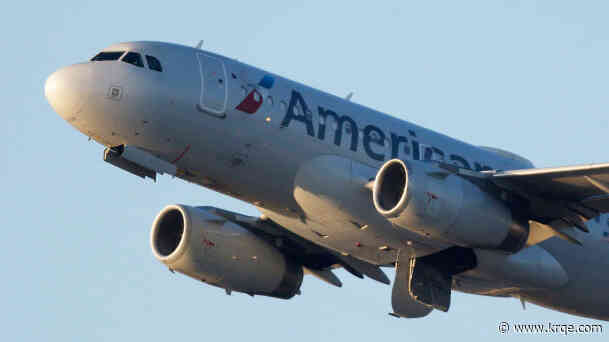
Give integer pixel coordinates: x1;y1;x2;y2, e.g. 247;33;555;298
235;75;275;114
280;90;493;171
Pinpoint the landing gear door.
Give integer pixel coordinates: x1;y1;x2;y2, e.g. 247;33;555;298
391;250;433;318
197;53;228;117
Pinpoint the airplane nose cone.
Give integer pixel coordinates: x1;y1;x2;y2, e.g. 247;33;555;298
45;65;89;119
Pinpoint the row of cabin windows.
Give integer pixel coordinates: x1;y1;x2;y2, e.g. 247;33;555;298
90;51;163;72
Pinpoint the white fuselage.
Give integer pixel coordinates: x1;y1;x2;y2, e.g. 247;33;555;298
45;41;609;320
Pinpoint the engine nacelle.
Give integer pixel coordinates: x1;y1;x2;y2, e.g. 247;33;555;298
150;205;303;299
372;159;529;253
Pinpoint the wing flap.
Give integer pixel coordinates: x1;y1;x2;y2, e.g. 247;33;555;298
582;194;609;212
304;267;343;287
490;162;609;218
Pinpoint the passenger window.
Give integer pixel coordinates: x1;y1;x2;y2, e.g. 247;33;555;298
146;55;163;72
122;52;144;68
91;51;125;61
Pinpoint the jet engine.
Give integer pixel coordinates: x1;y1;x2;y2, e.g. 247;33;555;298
150;205;303;299
373;159;529;253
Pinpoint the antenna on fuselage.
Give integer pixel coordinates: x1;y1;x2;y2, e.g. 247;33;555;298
345;92;354;101
195;40;204;49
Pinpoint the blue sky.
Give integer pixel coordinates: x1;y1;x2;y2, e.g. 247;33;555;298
3;0;609;340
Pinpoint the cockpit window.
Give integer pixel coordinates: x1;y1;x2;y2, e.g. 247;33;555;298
91;51;125;61
122;52;144;68
146;55;163;72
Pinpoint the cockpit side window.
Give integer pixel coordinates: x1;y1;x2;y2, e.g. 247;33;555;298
91;51;125;61
122;52;144;68
145;55;163;72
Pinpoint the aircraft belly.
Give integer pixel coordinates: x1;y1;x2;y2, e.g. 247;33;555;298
515;237;609;320
451;275;519;297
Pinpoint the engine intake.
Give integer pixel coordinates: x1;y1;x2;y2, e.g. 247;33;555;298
153;208;184;257
373;159;529;253
151;205;303;299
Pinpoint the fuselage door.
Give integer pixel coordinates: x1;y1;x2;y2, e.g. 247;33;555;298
196;53;228;117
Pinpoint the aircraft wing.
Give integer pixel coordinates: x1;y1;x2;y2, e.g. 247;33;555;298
482;163;609;242
205;206;391;287
491;163;609;215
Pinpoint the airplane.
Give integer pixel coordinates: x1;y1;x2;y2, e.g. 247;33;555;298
45;40;609;320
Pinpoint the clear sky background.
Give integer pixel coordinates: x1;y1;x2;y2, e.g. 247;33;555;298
3;0;609;340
